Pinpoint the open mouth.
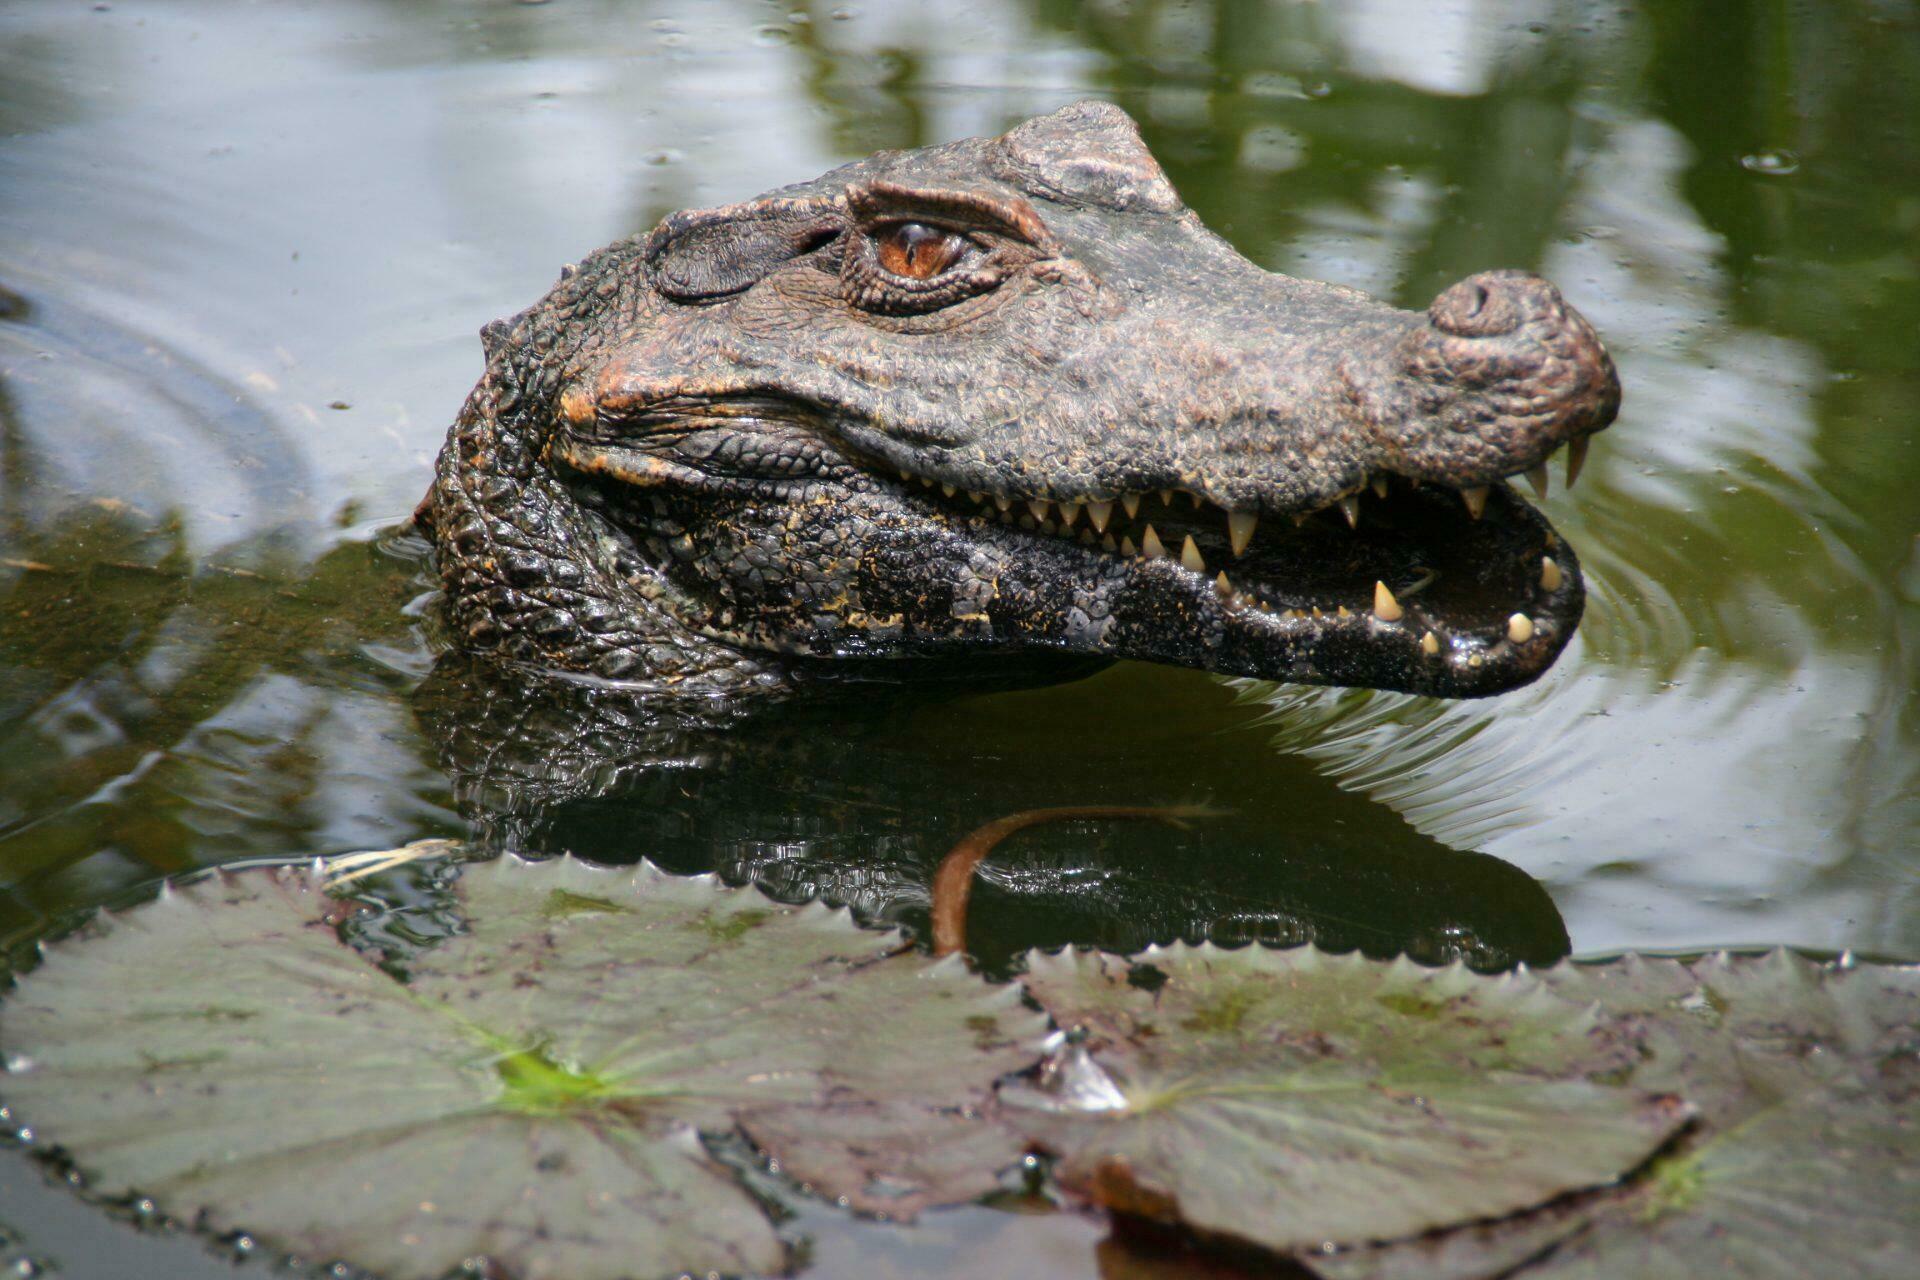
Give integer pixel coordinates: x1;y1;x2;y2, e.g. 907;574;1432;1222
890;442;1595;696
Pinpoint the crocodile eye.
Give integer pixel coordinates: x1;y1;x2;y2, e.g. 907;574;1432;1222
874;222;967;280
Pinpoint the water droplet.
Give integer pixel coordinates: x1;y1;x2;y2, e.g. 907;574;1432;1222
831;5;859;18
1740;149;1799;176
3;1054;34;1074
642;148;683;167
753;25;794;46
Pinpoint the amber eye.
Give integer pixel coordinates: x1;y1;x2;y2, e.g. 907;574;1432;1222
874;222;967;280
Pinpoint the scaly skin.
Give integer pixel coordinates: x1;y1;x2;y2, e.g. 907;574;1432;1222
417;102;1620;699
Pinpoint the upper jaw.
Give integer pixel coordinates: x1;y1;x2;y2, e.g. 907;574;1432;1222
841;274;1619;528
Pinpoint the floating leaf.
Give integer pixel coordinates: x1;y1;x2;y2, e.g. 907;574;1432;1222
1006;944;1689;1257
1316;950;1920;1280
0;857;1046;1280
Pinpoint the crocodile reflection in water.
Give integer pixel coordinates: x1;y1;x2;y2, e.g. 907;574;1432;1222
413;648;1571;972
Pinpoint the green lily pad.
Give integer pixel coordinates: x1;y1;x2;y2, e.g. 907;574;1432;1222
1316;950;1920;1280
0;856;1046;1280
1006;944;1690;1257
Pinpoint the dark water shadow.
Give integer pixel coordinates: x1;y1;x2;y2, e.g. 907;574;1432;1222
415;639;1570;975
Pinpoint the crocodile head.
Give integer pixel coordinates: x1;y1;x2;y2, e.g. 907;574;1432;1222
420;101;1620;699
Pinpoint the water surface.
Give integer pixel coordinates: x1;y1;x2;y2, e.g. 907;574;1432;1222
2;2;1915;1276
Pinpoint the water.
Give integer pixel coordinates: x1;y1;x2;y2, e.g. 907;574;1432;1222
1;1;1915;1276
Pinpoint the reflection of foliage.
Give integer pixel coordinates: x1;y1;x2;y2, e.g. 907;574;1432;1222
1030;0;1592;297
0;507;442;953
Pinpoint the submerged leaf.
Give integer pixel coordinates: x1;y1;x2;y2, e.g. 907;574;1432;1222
0;857;1046;1280
1006;944;1689;1257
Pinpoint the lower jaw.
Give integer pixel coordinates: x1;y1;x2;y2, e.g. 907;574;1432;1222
1015;483;1585;695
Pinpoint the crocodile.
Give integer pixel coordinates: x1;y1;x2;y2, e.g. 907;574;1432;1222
416;100;1619;700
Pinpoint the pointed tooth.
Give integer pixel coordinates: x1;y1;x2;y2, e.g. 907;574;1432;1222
1159;489;1173;506
1373;580;1403;622
993;494;1012;512
1540;555;1563;591
1507;613;1535;643
1371;476;1389;499
1141;525;1167;560
1565;436;1590;489
1121;493;1142;519
942;483;957;497
1288;608;1307;620
1079;529;1097;546
1180;535;1205;572
899;469;913;482
1336;605;1351;617
922;474;937;487
1461;486;1489;519
1101;533;1118;552
1019;515;1037;531
1523;464;1549;501
1058;501;1083;529
1291;513;1309;528
1188;491;1203;510
1120;535;1138;557
1027;498;1052;522
1214;571;1232;595
1040;520;1057;536
1420;629;1440;655
969;490;987;504
1226;511;1258;557
1085;500;1112;532
1339;495;1361;529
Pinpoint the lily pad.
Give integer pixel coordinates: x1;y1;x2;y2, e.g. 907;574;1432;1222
1005;944;1690;1257
1316;950;1920;1280
0;856;1046;1280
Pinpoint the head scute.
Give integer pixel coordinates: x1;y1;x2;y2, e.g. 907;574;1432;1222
994;100;1182;214
646;196;846;302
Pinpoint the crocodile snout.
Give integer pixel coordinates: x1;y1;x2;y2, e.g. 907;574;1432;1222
1373;270;1619;487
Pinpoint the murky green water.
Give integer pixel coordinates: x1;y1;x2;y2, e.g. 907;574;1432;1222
1;1;1915;1276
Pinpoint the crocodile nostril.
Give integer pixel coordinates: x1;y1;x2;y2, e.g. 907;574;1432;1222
1428;271;1533;338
